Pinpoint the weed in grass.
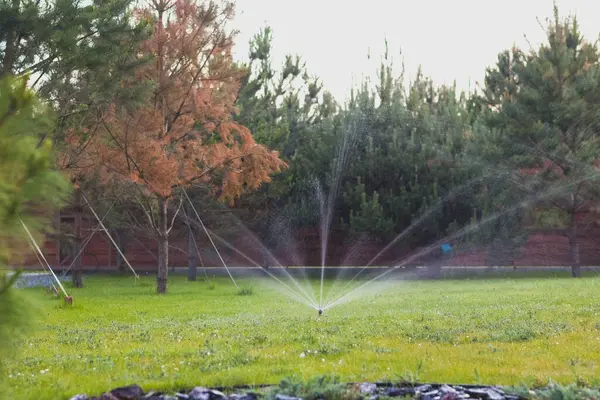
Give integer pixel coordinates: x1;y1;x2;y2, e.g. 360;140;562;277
395;359;425;386
267;376;358;400
237;286;254;296
513;382;600;400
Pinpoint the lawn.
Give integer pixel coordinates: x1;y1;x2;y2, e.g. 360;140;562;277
4;273;600;399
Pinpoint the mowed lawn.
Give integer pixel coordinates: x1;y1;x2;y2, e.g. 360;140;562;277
5;273;600;399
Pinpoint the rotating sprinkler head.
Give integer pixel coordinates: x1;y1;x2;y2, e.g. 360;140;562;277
318;308;323;316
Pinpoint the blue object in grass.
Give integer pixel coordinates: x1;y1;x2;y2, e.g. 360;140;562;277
441;243;453;254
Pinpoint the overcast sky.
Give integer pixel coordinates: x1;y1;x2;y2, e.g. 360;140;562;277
229;0;599;103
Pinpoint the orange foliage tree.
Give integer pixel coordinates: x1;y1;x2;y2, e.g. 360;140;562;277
78;0;286;293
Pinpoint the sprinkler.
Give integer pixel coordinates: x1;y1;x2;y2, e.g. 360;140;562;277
318;308;323;316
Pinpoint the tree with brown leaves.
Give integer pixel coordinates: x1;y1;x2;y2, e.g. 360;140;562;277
77;0;286;293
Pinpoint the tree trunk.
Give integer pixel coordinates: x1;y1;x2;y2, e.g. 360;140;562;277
262;193;272;270
115;229;127;272
187;216;197;281
568;214;580;278
186;203;197;281
72;188;83;288
262;247;270;270
54;210;61;266
156;197;169;294
426;247;443;279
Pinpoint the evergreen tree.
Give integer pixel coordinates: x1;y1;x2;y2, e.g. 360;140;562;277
233;26;337;262
478;5;600;276
0;74;70;387
0;0;152;287
338;49;479;260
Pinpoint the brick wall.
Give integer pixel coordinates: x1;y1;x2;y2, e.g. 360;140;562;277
19;212;600;271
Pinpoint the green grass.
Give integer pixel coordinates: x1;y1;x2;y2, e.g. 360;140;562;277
4;273;600;399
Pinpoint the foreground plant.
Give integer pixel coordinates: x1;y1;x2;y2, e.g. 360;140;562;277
0;74;70;392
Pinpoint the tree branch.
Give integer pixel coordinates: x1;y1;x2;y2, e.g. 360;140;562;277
166;194;183;235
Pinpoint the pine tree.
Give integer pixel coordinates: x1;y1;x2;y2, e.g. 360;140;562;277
478;5;600;276
339;49;478;258
0;0;153;287
233;26;335;263
0;74;70;383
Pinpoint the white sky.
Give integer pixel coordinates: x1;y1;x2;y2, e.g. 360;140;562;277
230;0;599;103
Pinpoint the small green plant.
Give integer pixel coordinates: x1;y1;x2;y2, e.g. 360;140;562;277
396;359;424;385
267;376;358;400
522;382;600;400
237;286;254;296
207;280;216;290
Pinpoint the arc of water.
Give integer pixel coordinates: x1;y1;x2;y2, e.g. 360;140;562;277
182;206;210;281
198;225;319;309
185;216;317;308
322;171;503;305
239;237;318;307
182;207;318;308
19;217;69;298
267;209;317;301
182;188;238;289
201;195;317;295
61;201;116;277
324;114;600;308
318;112;366;309
219;212;318;305
324;170;600;310
190;195;318;306
81;194;139;279
318;187;328;310
323;137;572;306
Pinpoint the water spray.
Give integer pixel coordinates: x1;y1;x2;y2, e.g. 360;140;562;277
182;188;239;289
